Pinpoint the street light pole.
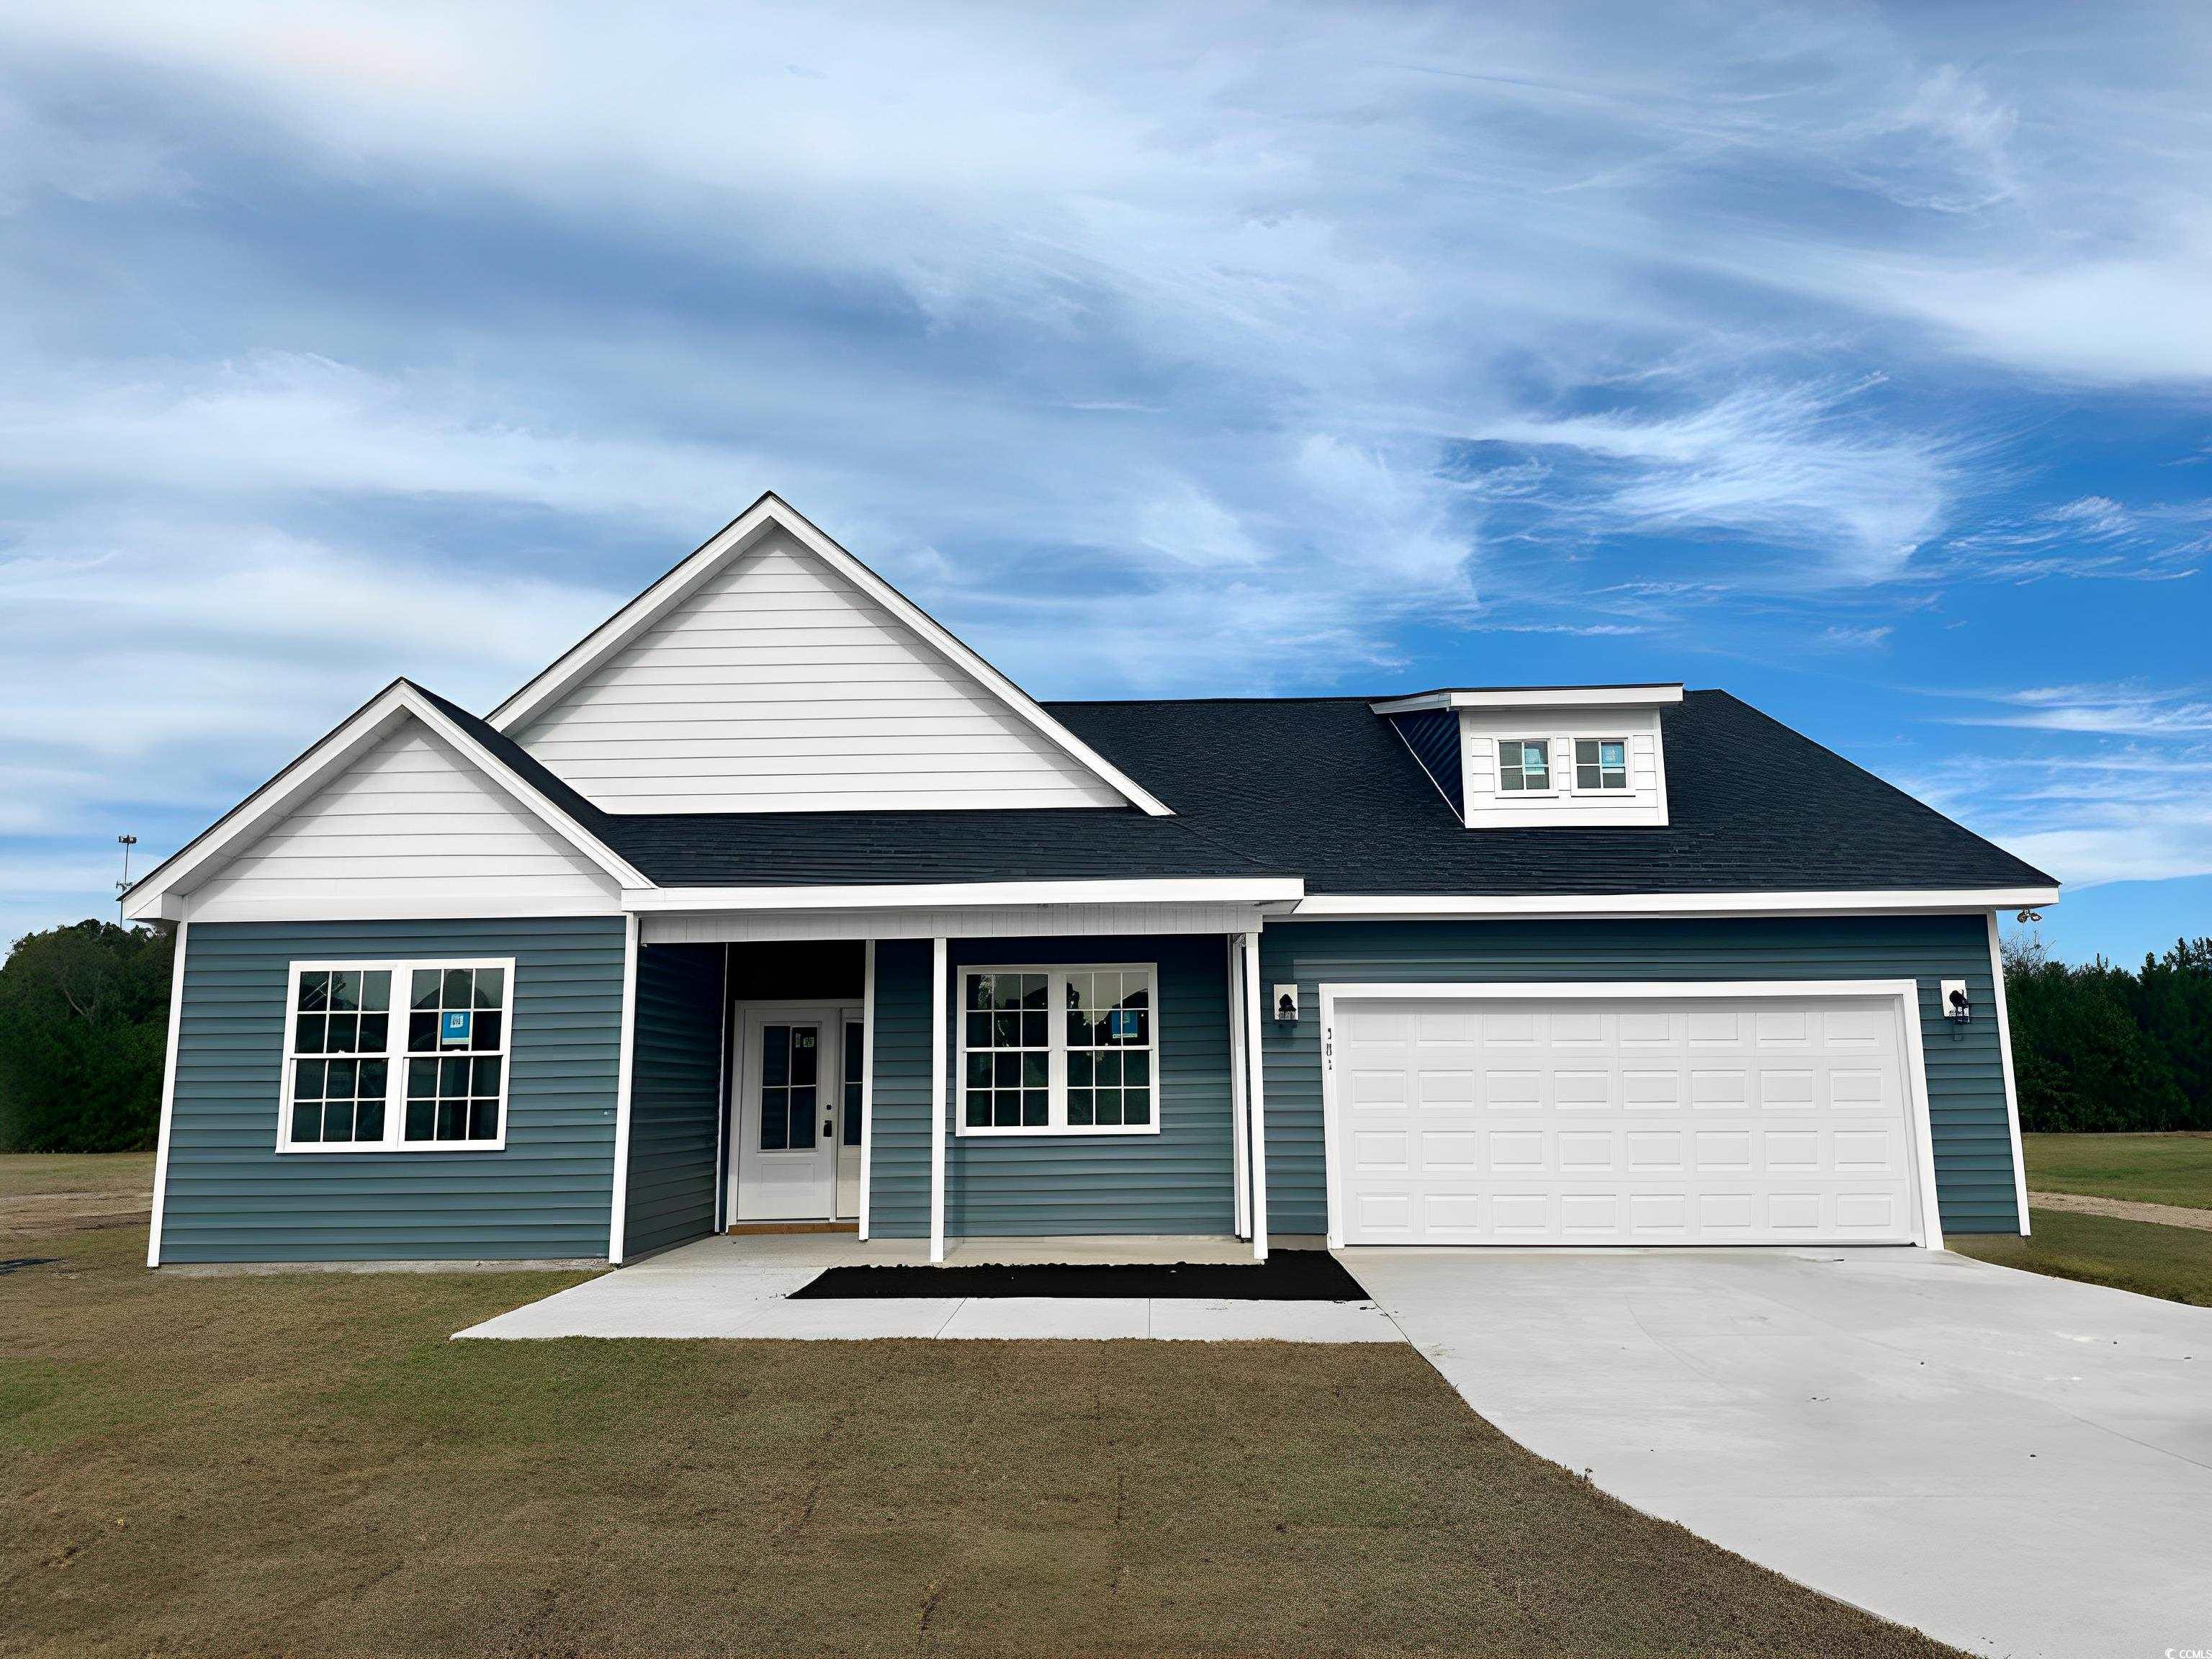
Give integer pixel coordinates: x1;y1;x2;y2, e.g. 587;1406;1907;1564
116;834;138;925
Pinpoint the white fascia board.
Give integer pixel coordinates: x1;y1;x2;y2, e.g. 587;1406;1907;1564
1292;886;2060;920
120;680;647;921
486;493;1175;818
1370;683;1683;715
624;876;1305;913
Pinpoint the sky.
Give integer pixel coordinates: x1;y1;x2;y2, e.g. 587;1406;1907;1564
1;0;2208;964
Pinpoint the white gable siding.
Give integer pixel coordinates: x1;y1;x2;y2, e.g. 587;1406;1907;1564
186;725;619;921
1460;706;1669;828
512;530;1125;813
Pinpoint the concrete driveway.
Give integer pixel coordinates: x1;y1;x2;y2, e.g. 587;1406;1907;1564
1349;1246;2211;1659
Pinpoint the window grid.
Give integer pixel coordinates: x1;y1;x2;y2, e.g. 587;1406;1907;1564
287;969;391;1145
1575;737;1629;791
958;965;1160;1136
963;971;1050;1128
277;958;515;1154
1498;738;1551;792
1065;968;1152;1128
404;966;508;1144
755;1022;820;1152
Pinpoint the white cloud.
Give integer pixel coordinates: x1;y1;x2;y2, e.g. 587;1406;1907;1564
1464;381;1955;582
1948;683;2212;737
0;354;768;531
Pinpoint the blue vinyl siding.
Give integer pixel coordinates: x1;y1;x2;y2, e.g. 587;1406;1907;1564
1388;709;1462;808
158;917;626;1263
1256;914;2020;1238
866;934;1236;1238
624;943;726;1259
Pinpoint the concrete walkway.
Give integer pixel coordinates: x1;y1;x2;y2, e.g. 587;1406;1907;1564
455;1233;1400;1343
1352;1246;2212;1659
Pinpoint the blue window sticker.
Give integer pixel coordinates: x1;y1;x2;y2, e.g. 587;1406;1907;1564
440;1010;474;1047
1107;1009;1141;1041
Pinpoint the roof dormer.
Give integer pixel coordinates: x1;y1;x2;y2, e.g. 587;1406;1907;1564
1373;684;1680;829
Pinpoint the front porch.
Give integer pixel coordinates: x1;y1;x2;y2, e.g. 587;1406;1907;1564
616;913;1281;1265
457;1231;1396;1341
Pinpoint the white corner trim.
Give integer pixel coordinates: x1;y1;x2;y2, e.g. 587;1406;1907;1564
1986;910;2031;1238
625;877;1305;914
1371;684;1683;715
1291;886;2061;920
928;937;948;1263
486;494;1176;817
713;943;731;1234
608;913;642;1265
145;920;188;1269
120;680;647;922
1316;978;1946;1251
857;940;877;1241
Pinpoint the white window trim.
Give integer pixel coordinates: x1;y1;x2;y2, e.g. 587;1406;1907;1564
956;963;1163;1138
1570;735;1631;794
1495;737;1557;797
275;957;517;1154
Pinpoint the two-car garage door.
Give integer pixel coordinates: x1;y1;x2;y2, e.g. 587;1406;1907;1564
1327;988;1930;1246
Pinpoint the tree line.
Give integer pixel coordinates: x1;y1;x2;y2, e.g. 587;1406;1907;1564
0;922;174;1153
2;919;2209;1151
2002;933;2212;1133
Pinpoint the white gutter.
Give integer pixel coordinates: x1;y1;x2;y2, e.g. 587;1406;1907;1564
1292;886;2060;920
623;877;1305;913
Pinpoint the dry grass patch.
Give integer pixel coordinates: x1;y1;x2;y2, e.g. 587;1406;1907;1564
3;1155;1957;1657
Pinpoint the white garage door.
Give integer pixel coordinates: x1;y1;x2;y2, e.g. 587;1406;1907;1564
1328;990;1926;1246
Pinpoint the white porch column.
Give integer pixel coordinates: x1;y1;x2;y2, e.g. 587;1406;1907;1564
929;935;948;1263
1241;929;1269;1261
608;911;642;1266
1226;934;1251;1238
858;939;878;1241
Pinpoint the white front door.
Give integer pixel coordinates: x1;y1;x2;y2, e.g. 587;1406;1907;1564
1328;991;1926;1246
734;1004;855;1222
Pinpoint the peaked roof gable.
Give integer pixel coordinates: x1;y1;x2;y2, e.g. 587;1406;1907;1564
488;495;1173;817
121;680;647;922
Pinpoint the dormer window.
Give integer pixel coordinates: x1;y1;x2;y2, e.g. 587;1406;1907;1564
1498;739;1552;792
1575;739;1628;791
1372;684;1678;830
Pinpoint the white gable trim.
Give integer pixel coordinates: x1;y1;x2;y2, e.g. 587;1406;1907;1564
485;494;1174;817
121;680;649;922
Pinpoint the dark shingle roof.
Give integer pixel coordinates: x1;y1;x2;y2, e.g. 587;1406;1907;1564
1045;691;2055;896
426;683;2052;895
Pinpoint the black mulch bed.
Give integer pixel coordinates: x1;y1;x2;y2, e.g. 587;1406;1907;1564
788;1249;1372;1302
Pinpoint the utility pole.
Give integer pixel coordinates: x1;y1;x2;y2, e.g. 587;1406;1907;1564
116;834;138;926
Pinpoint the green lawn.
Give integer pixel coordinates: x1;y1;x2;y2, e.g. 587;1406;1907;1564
2020;1132;2212;1210
1951;1208;2212;1308
0;1154;1956;1658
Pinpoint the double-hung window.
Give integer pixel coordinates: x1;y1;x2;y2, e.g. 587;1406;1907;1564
1497;738;1552;792
1575;738;1629;791
960;965;1158;1136
279;959;514;1152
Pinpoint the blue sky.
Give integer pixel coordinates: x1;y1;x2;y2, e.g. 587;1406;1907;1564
2;1;2208;963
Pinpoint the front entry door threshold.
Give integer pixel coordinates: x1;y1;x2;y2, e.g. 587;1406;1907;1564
727;1221;859;1236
